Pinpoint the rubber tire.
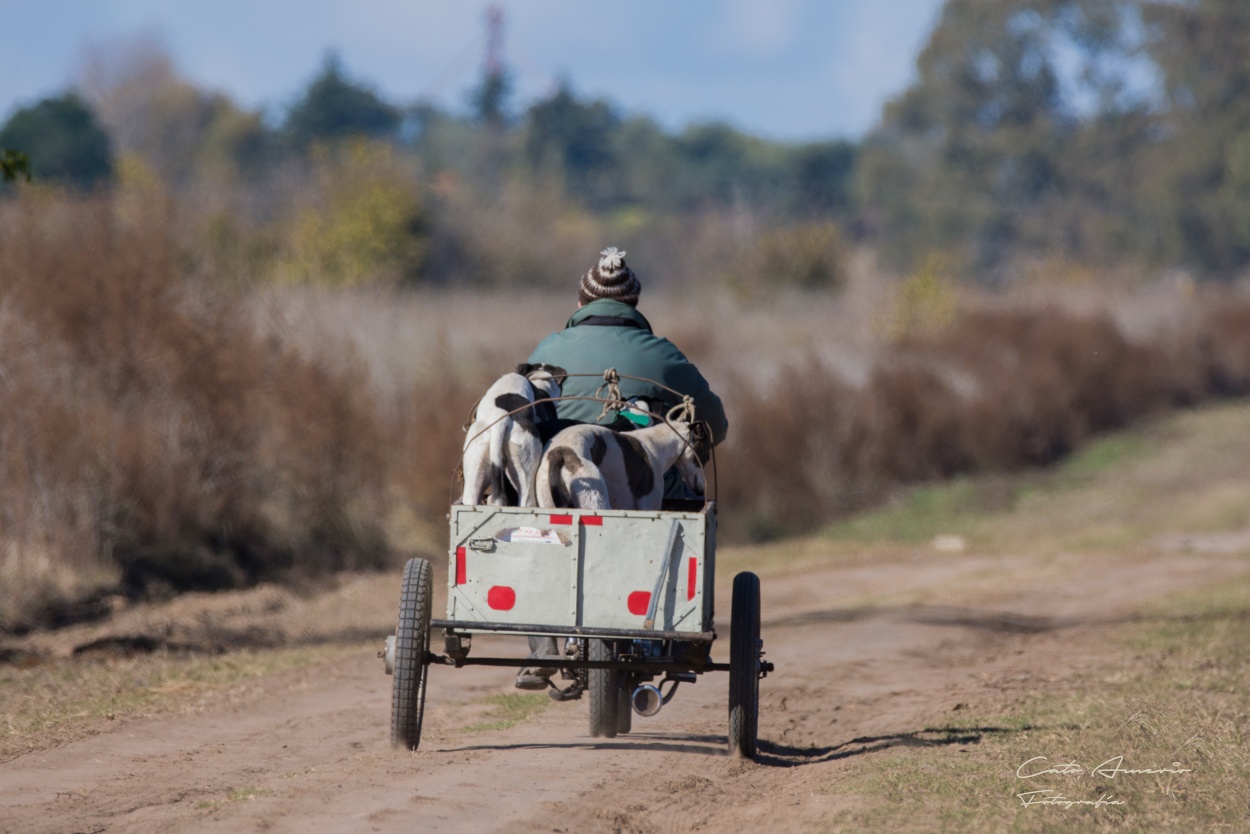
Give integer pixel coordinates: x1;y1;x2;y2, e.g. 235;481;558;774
616;670;633;735
728;571;761;759
391;557;432;750
588;639;619;738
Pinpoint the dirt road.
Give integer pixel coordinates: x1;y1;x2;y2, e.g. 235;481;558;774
2;541;1245;834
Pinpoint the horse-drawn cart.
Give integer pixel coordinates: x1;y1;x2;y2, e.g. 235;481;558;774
381;499;772;758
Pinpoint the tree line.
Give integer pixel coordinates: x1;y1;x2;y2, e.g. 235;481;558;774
859;0;1250;280
3;0;1249;286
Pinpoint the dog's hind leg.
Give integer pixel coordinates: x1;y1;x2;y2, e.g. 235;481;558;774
460;446;492;505
485;420;510;506
568;472;609;509
509;427;544;507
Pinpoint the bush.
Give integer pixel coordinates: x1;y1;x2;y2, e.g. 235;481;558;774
731;221;847;296
0;190;392;632
276;140;427;287
716;297;1250;540
0;93;113;189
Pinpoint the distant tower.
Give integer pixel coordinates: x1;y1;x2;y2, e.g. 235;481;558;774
485;4;504;82
473;4;509;127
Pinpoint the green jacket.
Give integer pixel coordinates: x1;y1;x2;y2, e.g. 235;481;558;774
527;299;728;444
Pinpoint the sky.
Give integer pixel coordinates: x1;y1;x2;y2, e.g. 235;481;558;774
1;0;947;143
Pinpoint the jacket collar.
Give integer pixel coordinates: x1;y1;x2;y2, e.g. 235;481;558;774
565;299;654;332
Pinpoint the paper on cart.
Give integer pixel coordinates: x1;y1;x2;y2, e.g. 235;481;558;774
496;526;565;545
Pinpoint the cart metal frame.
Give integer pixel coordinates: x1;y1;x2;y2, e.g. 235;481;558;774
384;413;771;757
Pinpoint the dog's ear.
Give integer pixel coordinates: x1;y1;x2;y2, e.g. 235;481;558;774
518;362;568;386
538;363;568;386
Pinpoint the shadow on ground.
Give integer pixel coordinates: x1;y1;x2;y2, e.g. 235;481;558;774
765;604;1250;635
436;724;1037;767
753;724;1033;768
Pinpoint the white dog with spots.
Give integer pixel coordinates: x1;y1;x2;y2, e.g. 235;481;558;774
535;419;708;511
460;363;566;507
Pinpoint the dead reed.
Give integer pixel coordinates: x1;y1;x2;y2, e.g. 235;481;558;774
0;191;391;632
716;294;1250;540
4;186;1250;632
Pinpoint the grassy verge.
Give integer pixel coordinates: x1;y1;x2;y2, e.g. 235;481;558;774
462;693;551;733
0;642;366;762
821;422;1164;548
819;572;1250;832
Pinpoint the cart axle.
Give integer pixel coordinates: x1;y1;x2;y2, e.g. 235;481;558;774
431;619;715;643
424;651;730;673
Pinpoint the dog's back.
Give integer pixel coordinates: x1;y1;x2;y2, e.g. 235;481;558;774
536;426;611;509
461;365;566;507
462;373;539;506
536;421;701;511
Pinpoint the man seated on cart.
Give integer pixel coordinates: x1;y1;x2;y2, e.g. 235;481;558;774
515;246;729;689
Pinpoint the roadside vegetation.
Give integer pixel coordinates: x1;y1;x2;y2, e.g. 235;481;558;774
0;640;370;762
749;401;1250;831
5;183;1250;634
824;574;1250;833
0;192;392;634
1;1;1249;646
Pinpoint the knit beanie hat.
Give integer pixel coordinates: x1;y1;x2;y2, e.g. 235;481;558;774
579;247;641;307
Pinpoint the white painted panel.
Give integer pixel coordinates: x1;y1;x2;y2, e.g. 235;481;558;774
446;505;715;636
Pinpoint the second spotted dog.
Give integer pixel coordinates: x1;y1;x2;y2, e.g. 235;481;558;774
535;419;708;511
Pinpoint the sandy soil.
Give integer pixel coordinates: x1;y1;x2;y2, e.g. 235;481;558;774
1;541;1246;834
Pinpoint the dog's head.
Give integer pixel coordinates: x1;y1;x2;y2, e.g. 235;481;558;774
516;363;567;398
690;420;713;465
516;363;566;425
674;420;711;497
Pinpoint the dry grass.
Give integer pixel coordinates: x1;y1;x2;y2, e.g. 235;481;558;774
0;641;368;762
252;273;1250;550
716;293;1250;540
0;191;393;633
4;184;1250;635
825;575;1250;833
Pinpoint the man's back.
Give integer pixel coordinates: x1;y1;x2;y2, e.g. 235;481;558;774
513;246;727;692
528;297;728;444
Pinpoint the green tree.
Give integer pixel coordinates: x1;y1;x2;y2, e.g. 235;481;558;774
469;70;512;129
1141;0;1250;274
0;93;113;188
278;140;427;287
857;0;1073;273
285;53;400;149
1;149;31;182
77;36;277;191
524;82;621;206
790;140;857;219
671;122;788;211
855;0;1202;274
